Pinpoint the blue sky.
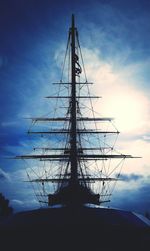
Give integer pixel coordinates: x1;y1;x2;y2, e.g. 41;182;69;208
0;0;150;214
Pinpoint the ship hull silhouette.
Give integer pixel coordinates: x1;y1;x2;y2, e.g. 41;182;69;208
0;206;150;251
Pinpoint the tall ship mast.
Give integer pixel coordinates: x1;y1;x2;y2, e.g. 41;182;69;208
16;15;135;207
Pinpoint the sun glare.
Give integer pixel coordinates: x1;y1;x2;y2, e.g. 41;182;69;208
102;90;147;133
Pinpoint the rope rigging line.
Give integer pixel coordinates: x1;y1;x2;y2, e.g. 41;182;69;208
22;159;43;207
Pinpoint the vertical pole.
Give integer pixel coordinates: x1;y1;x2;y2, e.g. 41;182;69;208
70;14;78;185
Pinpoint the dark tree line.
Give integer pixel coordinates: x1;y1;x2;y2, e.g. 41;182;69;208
0;193;13;217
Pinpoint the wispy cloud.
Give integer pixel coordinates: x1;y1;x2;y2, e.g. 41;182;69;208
1;121;19;127
110;177;150;214
119;173;144;182
0;168;11;181
10;198;39;212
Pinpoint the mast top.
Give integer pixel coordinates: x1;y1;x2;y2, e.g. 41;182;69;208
72;14;75;28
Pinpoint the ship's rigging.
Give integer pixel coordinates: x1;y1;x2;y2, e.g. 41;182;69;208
15;15;137;207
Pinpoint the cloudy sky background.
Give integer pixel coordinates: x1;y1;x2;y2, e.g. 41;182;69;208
0;0;150;214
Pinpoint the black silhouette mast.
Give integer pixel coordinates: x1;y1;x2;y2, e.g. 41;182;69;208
70;14;78;186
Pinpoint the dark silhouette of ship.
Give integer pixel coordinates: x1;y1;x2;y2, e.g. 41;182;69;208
0;15;149;251
15;14;135;207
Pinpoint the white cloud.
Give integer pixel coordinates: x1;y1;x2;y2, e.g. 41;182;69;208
11;199;24;205
82;47;150;133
